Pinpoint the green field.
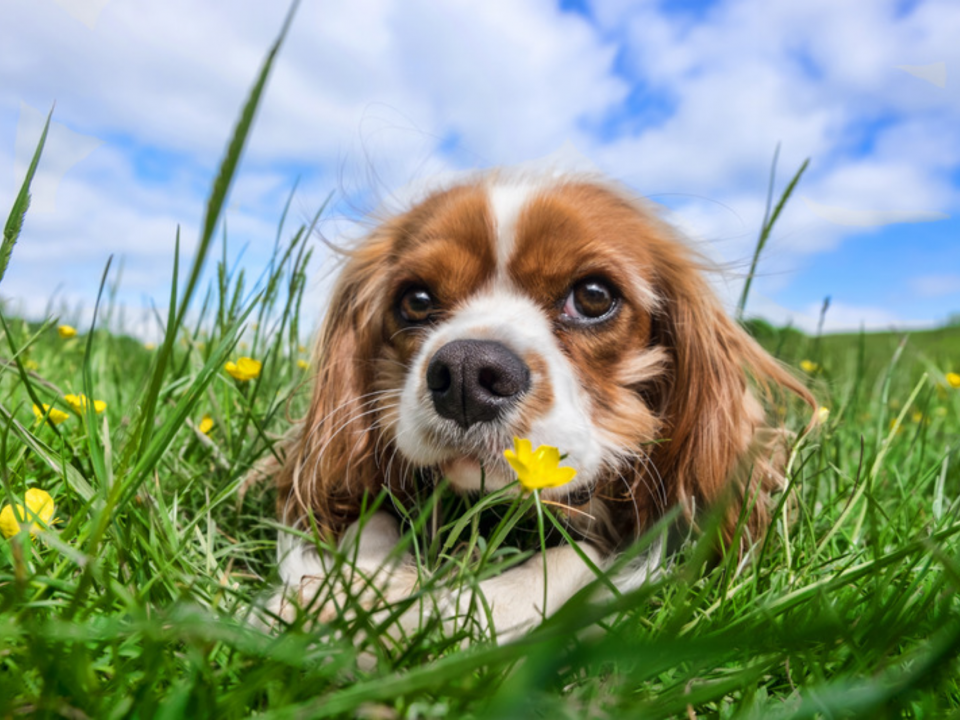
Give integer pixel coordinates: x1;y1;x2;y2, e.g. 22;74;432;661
2;25;960;719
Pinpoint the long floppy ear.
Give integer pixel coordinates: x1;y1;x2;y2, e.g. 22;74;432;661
648;245;815;549
274;231;393;538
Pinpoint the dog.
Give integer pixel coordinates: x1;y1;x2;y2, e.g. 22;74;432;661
264;170;815;643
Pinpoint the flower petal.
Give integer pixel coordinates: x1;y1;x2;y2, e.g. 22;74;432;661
545;466;578;488
25;489;55;525
507;437;578;491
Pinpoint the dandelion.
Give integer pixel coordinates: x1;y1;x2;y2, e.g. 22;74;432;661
224;356;262;381
0;488;56;538
144;342;156;351
64;393;107;414
58;325;77;339
32;403;69;425
817;406;830;423
504;437;577;491
799;360;819;373
198;414;214;435
297;359;309;370
947;372;960;389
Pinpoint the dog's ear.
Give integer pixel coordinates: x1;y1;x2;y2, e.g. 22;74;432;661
274;231;393;538
648;244;815;549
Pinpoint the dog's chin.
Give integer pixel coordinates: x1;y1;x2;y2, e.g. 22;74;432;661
440;456;515;493
437;455;596;505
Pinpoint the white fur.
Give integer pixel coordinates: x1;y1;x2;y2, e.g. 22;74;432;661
270;511;663;644
487;179;538;283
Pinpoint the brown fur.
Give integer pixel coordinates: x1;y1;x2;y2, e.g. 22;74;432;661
273;175;815;553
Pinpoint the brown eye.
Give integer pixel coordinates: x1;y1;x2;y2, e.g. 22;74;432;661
398;286;435;323
562;279;617;322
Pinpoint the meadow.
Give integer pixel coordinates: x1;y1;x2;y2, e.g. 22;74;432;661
2;20;960;719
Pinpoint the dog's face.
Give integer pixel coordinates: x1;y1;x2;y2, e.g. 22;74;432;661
277;173;813;549
384;180;664;501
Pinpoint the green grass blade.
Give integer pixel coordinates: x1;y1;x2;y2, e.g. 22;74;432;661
736;150;810;321
0;106;52;286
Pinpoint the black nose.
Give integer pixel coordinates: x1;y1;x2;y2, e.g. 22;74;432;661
426;340;530;429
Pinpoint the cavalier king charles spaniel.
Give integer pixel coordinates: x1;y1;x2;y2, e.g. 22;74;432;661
265;171;814;642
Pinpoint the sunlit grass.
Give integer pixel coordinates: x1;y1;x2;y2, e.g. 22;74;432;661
2;12;960;719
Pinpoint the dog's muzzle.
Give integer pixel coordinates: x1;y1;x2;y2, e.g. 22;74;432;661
426;339;530;429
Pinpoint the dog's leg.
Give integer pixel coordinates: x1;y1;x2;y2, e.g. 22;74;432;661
274;517;607;645
269;516;659;646
451;543;606;644
265;511;408;625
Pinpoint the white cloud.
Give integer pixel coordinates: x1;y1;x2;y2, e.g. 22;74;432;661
801;196;949;227
1;0;958;333
910;273;960;298
1;0;627;324
800;299;931;333
15;101;105;213
896;61;947;88
51;0;114;29
746;294;931;334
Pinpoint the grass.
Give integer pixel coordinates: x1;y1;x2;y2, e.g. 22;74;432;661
3;17;960;719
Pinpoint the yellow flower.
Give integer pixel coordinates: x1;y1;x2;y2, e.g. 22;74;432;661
198;415;214;435
503;437;577;491
298;345;307;354
32;403;69;425
224;357;262;381
64;393;107;415
297;359;309;370
947;372;960;389
144;342;156;351
817;406;830;423
0;488;56;538
24;359;39;371
911;410;931;427
799;360;819;373
58;325;77;339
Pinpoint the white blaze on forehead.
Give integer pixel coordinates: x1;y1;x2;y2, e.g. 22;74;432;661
486;180;545;278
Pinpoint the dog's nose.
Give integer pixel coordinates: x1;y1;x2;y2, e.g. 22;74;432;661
426;339;530;429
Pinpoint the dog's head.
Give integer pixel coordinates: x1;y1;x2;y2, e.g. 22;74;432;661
276;172;814;550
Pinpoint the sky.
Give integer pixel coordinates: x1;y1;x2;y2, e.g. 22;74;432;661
1;0;958;336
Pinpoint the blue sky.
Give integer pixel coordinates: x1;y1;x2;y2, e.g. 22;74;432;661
1;0;958;336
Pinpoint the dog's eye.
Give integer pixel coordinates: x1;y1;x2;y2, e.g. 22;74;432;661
562;279;617;322
398;286;435;323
